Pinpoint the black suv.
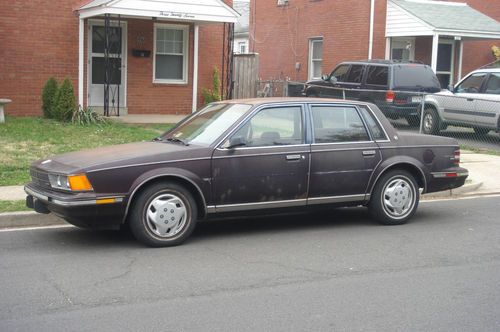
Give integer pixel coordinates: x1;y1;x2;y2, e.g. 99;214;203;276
304;60;441;125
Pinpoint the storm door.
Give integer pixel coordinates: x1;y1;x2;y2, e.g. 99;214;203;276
88;21;127;109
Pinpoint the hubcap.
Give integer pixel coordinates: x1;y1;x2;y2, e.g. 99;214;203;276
145;193;187;238
423;113;433;132
382;177;415;219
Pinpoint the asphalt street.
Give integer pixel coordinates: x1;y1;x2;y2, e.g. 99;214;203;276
1;196;500;331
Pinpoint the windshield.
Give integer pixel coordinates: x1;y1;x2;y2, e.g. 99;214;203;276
393;65;441;92
162;103;252;146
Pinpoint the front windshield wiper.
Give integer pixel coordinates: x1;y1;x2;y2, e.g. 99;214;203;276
152;137;163;142
164;137;189;146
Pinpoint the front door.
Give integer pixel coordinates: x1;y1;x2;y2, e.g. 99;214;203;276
436;41;454;88
212;105;309;211
88;21;127;108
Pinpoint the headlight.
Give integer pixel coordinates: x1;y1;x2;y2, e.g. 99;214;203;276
48;174;93;191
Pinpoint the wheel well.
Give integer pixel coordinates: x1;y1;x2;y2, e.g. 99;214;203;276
125;176;207;223
373;163;426;193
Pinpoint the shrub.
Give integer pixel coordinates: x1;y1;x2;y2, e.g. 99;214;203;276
72;106;108;126
41;77;58;118
52;78;76;122
202;67;222;105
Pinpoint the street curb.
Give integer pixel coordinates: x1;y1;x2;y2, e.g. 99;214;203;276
0;211;65;229
422;181;483;200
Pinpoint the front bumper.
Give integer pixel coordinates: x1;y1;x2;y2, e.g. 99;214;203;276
24;183;126;229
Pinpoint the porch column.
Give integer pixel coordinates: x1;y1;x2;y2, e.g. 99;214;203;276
192;24;199;113
458;39;464;81
385;37;391;60
78;18;84;107
431;33;439;73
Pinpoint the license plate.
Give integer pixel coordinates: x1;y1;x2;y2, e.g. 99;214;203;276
411;96;423;103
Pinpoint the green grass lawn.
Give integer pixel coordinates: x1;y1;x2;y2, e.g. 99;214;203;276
0;117;174;186
0;200;30;213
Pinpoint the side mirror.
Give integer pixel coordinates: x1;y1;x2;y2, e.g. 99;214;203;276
227;136;246;149
447;85;454;93
321;74;329;81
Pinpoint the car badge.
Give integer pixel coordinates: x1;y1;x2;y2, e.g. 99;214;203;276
41;159;52;165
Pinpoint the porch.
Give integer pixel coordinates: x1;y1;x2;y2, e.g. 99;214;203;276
76;0;238;116
385;0;500;87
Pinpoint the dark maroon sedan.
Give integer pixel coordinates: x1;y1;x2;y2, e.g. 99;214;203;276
25;98;468;247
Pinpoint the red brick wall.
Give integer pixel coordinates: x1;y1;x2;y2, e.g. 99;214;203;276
251;0;500;82
0;0;233;116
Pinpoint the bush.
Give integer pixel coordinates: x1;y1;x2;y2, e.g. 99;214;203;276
202;67;222;105
72;106;108;126
52;78;76;122
41;77;58;118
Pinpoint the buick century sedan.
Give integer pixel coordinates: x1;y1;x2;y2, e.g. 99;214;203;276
25;98;468;247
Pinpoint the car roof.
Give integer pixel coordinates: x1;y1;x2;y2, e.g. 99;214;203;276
469;67;500;73
338;59;427;66
217;97;368;107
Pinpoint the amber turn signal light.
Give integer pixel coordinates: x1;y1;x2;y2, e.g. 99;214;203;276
68;174;93;191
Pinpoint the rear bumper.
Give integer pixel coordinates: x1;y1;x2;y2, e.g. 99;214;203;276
378;103;422;118
24;184;126;229
426;169;469;194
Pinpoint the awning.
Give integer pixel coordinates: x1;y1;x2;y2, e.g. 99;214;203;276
387;0;500;40
78;0;239;23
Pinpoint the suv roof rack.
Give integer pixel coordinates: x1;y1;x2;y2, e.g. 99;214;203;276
347;59;425;65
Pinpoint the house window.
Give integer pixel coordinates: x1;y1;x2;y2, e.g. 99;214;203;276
154;24;189;84
239;42;246;54
309;38;323;80
391;37;415;61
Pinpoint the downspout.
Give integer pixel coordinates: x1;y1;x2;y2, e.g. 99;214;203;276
368;0;375;59
192;24;199;113
78;17;84;107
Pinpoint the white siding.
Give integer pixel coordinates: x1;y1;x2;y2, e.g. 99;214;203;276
386;1;434;37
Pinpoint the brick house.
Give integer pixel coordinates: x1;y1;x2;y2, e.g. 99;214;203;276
0;0;238;116
250;0;500;88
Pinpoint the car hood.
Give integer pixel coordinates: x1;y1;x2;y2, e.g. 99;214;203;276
32;141;210;174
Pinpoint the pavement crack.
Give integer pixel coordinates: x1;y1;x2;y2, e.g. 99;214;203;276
41;272;76;307
92;255;137;287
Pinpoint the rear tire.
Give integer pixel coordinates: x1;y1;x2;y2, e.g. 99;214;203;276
422;107;440;134
129;182;197;247
369;170;419;225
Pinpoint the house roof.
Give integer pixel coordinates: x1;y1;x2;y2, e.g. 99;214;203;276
78;0;239;23
387;0;500;39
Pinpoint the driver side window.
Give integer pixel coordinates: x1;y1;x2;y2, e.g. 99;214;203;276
456;73;486;93
330;65;350;83
229;106;303;148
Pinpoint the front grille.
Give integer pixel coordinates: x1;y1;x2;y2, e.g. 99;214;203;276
30;168;51;189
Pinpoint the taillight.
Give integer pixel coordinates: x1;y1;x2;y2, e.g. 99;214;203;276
453;148;460;166
386;90;395;103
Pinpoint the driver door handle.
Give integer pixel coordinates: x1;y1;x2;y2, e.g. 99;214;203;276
286;154;303;161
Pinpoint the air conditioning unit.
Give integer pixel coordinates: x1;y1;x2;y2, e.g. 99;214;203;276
277;0;289;6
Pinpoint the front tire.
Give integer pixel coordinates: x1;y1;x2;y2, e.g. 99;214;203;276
129;182;197;247
369;170;419;225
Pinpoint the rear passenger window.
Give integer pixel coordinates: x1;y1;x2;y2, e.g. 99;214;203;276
366;66;388;86
485;73;500;94
330;65;350;82
359;106;387;141
345;65;364;84
312;106;370;143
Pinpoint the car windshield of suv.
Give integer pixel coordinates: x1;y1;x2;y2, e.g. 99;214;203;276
162;103;252;146
393;65;441;92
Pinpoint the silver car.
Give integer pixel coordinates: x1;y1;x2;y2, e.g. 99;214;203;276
423;67;500;135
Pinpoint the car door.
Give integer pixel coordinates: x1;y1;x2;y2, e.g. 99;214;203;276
211;104;310;211
342;64;365;101
443;72;488;125
308;104;382;204
320;64;350;98
474;72;500;128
